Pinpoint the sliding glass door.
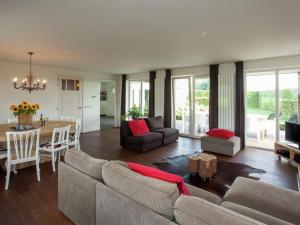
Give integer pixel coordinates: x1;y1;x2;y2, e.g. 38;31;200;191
279;72;299;141
246;72;276;149
246;70;299;149
173;78;191;135
194;78;210;135
173;76;209;137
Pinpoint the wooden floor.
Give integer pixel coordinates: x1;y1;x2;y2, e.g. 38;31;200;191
0;128;298;225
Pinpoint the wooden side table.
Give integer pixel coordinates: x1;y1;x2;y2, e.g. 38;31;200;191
188;153;217;181
188;154;202;174
198;153;217;181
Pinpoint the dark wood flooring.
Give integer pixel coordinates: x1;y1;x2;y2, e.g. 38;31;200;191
0;128;298;225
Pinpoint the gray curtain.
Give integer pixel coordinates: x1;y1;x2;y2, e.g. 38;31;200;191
209;65;219;129
121;74;127;116
235;62;245;149
164;69;172;128
149;71;156;117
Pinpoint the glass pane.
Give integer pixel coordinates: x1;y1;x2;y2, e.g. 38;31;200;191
62;79;66;90
194;78;209;135
67;79;75;91
174;78;190;134
246;72;276;149
279;72;299;141
129;81;141;110
142;81;149;116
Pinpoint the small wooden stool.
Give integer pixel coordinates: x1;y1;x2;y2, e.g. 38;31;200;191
198;153;217;181
188;154;202;174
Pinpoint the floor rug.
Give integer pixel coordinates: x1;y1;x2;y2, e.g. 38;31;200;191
153;153;266;197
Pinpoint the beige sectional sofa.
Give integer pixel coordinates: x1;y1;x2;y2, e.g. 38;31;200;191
58;149;300;225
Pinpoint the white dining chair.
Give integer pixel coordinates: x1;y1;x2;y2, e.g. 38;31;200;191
5;128;41;190
38;125;70;172
69;118;82;150
7;118;17;124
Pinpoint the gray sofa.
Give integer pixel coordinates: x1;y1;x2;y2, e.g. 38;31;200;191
200;135;241;156
120;116;179;152
58;149;300;225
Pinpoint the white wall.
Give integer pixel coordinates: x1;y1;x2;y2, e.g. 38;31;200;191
245;55;300;71
172;65;209;76
0;60;119;132
126;72;149;80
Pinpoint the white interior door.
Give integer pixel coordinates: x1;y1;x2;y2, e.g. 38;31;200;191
82;80;100;132
58;76;83;120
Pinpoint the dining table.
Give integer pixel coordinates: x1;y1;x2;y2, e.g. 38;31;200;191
0;120;75;170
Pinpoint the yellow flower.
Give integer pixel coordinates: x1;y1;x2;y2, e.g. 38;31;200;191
31;104;37;110
12;107;19;113
23;105;29;110
22;101;29;105
10;105;17;111
36;104;40;110
18;104;23;109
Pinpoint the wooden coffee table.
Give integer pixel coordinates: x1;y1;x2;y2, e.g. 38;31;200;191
188;153;217;181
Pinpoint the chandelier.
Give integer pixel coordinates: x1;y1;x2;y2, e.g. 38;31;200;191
13;52;47;93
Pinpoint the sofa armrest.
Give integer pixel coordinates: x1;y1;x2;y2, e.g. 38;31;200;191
96;182;175;225
58;162;98;225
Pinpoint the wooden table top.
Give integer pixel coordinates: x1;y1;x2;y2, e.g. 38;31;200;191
0;120;75;143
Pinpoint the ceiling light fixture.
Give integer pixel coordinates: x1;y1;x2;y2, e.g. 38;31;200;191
296;51;300;54
200;32;208;36
13;52;47;93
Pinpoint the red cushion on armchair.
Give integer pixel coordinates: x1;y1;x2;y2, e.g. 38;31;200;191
206;128;235;139
128;119;150;136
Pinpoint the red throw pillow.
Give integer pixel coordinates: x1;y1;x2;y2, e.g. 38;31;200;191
128;162;190;195
206;128;235;139
128;119;150;136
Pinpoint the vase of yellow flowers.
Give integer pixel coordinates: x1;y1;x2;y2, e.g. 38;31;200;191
10;101;40;126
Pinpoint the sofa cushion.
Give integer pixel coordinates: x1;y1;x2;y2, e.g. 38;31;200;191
154;128;179;137
223;177;300;225
146;116;164;130
128;162;190;195
102;161;180;220
221;201;292;225
206;128;235;139
64;149;108;182
174;195;263;225
124;132;163;144
128;119;150;136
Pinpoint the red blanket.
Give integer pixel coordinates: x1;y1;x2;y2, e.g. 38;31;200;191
128;162;190;195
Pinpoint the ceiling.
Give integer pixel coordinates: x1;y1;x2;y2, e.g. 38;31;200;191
0;0;300;74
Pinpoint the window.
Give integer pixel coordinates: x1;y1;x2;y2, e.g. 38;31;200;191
172;75;209;136
128;80;149;116
246;70;299;149
62;79;80;91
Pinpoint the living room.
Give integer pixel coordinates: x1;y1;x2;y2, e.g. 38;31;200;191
0;0;300;225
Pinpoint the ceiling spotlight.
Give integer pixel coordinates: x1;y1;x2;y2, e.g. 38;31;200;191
296;51;300;54
200;32;208;36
